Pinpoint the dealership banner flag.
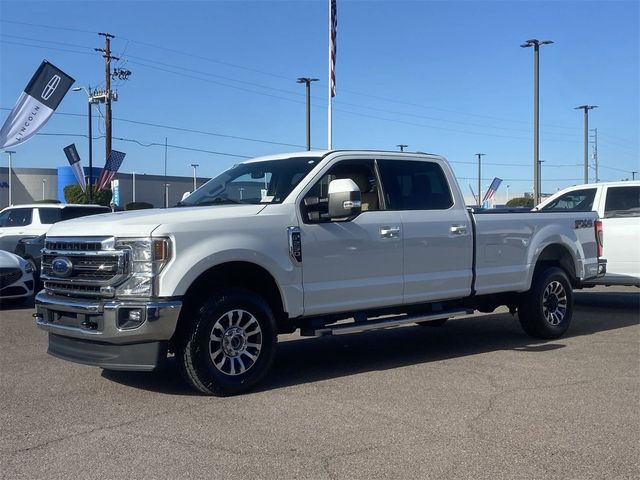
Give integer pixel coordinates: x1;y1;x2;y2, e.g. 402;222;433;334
96;150;126;192
63;143;86;192
0;60;75;150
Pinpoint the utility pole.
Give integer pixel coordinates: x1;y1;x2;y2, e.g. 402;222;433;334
521;39;553;205
95;33;117;161
590;128;599;182
296;78;318;151
476;153;485;206
632;171;637;180
132;171;136;202
575;105;598;184
397;144;408;152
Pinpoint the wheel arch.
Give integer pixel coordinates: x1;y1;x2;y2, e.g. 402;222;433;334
172;261;292;347
531;243;577;287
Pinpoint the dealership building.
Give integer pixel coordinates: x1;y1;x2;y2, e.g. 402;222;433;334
0;166;208;210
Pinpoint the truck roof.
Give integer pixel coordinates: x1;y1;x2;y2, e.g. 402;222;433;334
242;149;440;164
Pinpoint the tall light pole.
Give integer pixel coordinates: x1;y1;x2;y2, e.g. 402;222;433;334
132;171;136;203
476;153;485;206
42;178;47;200
190;163;199;191
538;159;545;198
5;150;15;206
633;171;637;180
296;77;318;151
521;39;553;205
575;105;598;184
72;86;99;202
397;144;408;152
506;184;510;203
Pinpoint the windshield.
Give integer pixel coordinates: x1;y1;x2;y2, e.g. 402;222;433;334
178;156;320;206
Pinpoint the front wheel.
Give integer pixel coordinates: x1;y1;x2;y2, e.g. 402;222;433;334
177;289;277;396
518;266;573;339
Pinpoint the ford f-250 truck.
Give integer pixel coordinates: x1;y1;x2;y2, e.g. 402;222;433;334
35;150;606;396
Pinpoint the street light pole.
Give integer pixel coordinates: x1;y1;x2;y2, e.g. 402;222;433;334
132;171;136;203
73;87;97;202
190;163;199;191
5;150;15;206
42;178;47;200
297;77;318;151
521;39;553;205
575;105;598;184
476;153;485;206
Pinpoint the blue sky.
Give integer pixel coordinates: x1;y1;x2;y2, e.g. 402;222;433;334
1;0;638;198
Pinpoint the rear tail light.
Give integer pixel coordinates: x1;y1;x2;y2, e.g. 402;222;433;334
594;219;603;257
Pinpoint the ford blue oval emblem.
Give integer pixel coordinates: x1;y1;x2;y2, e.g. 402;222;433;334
51;257;73;278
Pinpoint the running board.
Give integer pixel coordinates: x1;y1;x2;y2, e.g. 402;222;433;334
307;308;474;337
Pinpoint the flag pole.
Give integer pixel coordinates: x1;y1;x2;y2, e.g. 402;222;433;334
327;0;333;150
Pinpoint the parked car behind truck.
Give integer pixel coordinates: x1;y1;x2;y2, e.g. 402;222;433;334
35;150;605;395
535;181;640;286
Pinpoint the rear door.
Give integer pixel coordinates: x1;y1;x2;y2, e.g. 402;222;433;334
377;159;473;304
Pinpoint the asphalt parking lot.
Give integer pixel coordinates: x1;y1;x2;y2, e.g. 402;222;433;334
1;286;638;480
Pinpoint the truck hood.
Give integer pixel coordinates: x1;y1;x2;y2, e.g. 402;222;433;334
46;204;267;238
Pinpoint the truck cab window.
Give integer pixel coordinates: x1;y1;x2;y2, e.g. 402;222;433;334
541;188;596;211
302;160;379;222
604;186;640;218
378;160;453;210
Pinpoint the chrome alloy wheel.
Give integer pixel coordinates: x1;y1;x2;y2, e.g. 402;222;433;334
542;280;567;326
209;309;263;376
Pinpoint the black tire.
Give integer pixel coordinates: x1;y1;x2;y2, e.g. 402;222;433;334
518;266;573;339
177;288;277;396
417;318;448;327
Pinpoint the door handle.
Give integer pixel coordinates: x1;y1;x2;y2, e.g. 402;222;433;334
380;226;400;238
450;224;468;235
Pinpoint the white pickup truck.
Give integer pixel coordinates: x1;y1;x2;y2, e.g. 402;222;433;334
35;150;606;395
534;181;640;286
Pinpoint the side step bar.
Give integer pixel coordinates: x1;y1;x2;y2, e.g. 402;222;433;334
306;308;474;337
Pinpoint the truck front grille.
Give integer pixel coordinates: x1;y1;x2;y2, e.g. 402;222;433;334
41;237;128;298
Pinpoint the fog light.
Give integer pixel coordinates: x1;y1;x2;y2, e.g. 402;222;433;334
118;308;145;330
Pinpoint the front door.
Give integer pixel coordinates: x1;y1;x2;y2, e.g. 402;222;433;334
298;158;404;316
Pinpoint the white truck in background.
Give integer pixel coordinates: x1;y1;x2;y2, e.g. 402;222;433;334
535;181;639;286
35;150;605;396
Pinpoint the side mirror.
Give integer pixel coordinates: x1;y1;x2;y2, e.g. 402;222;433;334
181;191;191;201
328;179;362;220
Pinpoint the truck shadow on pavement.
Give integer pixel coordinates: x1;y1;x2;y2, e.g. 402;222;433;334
102;290;639;395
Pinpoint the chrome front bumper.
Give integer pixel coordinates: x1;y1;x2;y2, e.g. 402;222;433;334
34;291;182;371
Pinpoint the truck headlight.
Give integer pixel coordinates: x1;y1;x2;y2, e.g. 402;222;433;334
114;237;171;297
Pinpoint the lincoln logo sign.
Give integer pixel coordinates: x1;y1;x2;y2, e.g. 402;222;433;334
41;75;61;101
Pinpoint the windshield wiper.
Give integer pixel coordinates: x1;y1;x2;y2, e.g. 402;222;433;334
190;197;242;206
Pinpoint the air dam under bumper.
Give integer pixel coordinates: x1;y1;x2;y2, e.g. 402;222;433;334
35;291;182;371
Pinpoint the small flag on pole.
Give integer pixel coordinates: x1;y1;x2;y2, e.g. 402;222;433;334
482;177;503;203
96;150;126;192
63;143;86;192
330;0;337;98
0;61;74;149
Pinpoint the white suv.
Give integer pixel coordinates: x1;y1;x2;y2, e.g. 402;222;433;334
0;204;110;251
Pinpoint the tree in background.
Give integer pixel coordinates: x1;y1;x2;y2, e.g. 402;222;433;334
506;197;534;208
64;185;112;206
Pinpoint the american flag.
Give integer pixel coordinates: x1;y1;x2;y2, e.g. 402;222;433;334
95;150;126;192
482;177;503;203
330;0;337;97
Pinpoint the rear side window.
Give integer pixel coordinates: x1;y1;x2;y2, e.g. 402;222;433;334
378;160;453;210
0;208;33;227
60;207;110;221
541;188;596;211
38;208;62;224
604;186;640;218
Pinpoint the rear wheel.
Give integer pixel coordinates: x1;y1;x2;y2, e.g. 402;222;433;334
518;266;573;339
177;288;277;396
